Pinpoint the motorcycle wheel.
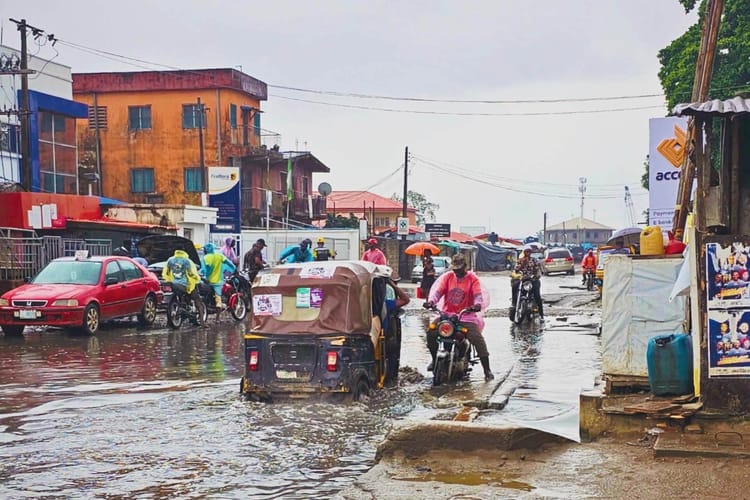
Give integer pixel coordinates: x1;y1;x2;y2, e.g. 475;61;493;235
166;295;183;329
229;293;248;321
513;301;529;324
587;275;594;291
432;358;444;386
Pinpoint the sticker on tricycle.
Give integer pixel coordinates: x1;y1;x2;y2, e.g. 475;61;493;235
253;294;282;316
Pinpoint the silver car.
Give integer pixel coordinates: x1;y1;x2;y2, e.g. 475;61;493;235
541;248;575;275
411;256;452;283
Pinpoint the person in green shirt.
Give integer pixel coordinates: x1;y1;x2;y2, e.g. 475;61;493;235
201;242;236;309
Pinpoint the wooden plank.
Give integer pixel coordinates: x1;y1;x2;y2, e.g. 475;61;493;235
624;401;680;414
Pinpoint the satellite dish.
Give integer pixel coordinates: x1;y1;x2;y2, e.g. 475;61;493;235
318;182;332;196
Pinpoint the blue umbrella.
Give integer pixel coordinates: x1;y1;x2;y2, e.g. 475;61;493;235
607;227;642;245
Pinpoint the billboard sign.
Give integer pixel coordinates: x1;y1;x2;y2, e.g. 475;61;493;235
425;223;451;238
648;117;688;227
208;166;241;233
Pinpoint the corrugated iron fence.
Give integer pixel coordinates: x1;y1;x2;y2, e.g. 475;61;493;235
0;228;112;280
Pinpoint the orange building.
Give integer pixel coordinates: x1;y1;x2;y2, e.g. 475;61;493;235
73;69;329;227
326;191;417;234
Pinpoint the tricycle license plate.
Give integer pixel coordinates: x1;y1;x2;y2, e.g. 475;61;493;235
19;309;37;319
276;370;298;379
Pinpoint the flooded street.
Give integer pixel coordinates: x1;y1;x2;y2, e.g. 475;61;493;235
0;272;600;498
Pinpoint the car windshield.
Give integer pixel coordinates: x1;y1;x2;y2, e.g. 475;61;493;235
33;260;102;285
434;259;449;268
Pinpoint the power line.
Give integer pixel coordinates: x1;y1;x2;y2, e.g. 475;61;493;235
411;156;647;199
269;94;666;117
410;154;648;193
268;84;665;104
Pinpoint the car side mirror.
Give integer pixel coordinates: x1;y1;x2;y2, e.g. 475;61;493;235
23;276;31;283
104;277;119;286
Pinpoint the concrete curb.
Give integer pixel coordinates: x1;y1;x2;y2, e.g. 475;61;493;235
376;421;570;461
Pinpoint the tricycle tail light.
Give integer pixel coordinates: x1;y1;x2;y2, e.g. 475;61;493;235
248;350;259;371
326;351;338;372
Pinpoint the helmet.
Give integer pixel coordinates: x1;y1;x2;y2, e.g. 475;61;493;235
367;238;378;246
317;237;325;244
451;253;467;270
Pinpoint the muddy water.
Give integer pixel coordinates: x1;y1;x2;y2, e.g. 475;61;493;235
0;273;600;497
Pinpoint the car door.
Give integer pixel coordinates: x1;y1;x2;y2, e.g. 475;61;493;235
100;260;128;319
117;258;148;315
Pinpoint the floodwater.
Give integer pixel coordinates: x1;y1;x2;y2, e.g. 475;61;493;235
0;273;600;498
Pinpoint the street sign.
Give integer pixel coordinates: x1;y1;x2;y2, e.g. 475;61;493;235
397;217;409;235
425;223;451;238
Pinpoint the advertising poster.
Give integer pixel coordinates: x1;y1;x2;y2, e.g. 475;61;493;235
648;117;689;227
253;294;282;316
706;241;750;376
208;166;241;233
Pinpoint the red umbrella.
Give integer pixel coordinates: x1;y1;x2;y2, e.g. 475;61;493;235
404;241;441;256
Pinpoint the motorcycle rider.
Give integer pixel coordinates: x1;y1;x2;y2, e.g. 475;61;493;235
201;242;236;309
425;253;494;381
510;245;544;320
162;248;205;326
362;238;387;265
243;238;267;282
313;236;335;261
581;248;597;285
279;238;314;263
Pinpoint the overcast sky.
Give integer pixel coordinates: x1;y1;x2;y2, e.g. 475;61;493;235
2;0;697;237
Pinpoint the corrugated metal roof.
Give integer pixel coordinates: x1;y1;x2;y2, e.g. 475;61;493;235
673;96;750;117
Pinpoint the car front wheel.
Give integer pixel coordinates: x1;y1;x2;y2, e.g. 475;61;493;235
81;303;100;335
138;294;158;326
1;324;25;336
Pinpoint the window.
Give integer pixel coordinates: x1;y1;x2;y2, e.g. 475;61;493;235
118;259;142;281
230;104;237;129
280;171;288;194
302;176;309;198
105;261;123;283
594;231;599;239
184;167;203;192
40;113;66;133
241;107;250;145
131;168;155;193
0;124;19;153
128;106;152;130
253;111;261;136
87;106;108;129
182;104;202;129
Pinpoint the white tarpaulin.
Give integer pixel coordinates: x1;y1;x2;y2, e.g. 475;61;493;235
601;255;687;377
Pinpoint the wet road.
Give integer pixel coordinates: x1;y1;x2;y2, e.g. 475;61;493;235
0;272;600;498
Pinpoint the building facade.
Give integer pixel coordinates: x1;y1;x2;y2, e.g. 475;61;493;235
544;217;614;245
325;191;417;234
72;69;329;227
0;45;87;193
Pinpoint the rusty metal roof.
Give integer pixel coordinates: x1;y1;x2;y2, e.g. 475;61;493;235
673;96;750;117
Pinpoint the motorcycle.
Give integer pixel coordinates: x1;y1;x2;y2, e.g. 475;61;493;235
512;278;540;325
224;270;251;321
583;267;595;291
426;304;477;386
166;283;208;329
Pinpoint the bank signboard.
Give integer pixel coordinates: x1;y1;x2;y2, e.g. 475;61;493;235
648;117;688;227
208;166;241;233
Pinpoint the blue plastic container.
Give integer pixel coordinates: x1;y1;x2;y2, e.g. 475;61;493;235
646;333;693;396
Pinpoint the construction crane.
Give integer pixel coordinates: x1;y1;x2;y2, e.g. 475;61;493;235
624;186;637;227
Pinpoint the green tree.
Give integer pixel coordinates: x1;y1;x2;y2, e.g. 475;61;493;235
391;190;439;226
324;212;360;229
641;155;650;191
658;0;750;111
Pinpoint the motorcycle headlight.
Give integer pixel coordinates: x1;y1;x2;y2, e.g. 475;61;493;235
522;281;533;291
438;321;454;338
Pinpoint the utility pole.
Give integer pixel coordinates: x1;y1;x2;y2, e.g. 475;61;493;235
197;97;206;194
398;146;409;281
578;177;587;243
543;212;547;245
10;19;31;191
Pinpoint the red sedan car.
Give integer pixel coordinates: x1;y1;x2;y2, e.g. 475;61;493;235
0;255;162;336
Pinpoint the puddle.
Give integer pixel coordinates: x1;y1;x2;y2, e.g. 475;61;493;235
395;471;535;491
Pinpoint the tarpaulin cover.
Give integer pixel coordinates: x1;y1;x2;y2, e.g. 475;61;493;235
136;235;201;266
474;241;514;271
601;255;686;376
251;260;389;335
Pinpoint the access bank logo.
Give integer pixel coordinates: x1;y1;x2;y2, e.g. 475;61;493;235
654;124;686;181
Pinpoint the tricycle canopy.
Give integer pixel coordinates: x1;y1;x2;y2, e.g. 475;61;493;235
250;260;392;335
